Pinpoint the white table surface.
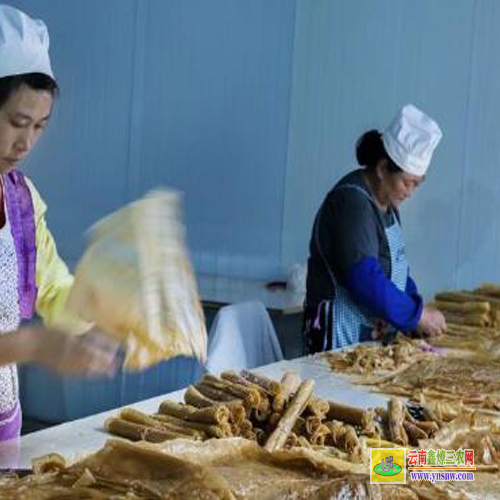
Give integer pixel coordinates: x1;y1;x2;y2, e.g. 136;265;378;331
197;274;304;314
0;355;387;470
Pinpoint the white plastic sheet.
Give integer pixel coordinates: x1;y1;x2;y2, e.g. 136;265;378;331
206;301;283;375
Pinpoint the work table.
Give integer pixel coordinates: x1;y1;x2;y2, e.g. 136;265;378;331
0;354;386;469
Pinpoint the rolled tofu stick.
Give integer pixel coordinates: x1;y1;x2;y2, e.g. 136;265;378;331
433;300;490;314
388;398;408;446
120;408;165;428
475;283;500;297
441;311;488;327
149;414;206;439
436;291;500;305
241;370;281;396
326;401;365;426
195;382;243;403
221;371;272;412
154;421;204;439
32;454;66;475
264;379;314;452
152;413;224;438
274;372;300;411
189;404;231;425
415;421;439;434
120;409;203;438
104;417;194;443
184;385;217;408
159;400;229;424
221;371;270;398
158;399;196;419
201;374;261;408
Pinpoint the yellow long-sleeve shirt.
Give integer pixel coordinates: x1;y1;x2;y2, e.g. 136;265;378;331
25;177;91;334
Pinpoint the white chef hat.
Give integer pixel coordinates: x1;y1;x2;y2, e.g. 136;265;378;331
0;4;54;80
382;103;442;177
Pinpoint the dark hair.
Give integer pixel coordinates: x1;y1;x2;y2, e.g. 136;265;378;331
355;129;402;173
0;73;59;110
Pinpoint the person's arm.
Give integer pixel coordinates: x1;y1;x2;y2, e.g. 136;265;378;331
346;260;446;335
0;325;118;376
345;257;423;331
0;328;36;366
404;273;446;335
25;178;91;333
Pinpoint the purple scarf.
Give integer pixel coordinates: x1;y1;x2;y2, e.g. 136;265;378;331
0;402;21;442
3;171;38;320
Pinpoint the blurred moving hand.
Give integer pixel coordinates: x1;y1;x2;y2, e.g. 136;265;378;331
22;326;121;377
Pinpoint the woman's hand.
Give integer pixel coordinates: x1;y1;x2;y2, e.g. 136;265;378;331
22;326;120;377
417;305;447;337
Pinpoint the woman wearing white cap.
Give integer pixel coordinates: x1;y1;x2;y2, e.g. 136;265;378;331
0;5;118;440
304;104;447;353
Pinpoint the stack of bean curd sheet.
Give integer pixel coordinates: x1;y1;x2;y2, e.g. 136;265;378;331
0;438;451;499
4;375;500;497
104;370;448;462
428;283;500;352
325;301;500;413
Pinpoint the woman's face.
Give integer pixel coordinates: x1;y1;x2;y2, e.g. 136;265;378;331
0;84;53;175
378;162;425;209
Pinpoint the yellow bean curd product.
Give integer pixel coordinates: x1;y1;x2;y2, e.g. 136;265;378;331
7;371;500;498
0;438;449;499
104;371;443;459
67;189;207;370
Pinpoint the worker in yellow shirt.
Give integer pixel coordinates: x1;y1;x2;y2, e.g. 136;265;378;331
0;5;118;440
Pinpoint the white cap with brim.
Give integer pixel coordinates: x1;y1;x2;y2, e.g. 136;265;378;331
0;4;54;80
382;103;442;177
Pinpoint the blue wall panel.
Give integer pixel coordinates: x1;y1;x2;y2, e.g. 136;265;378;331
10;0;296;279
128;0;296;278
456;0;500;289
11;0;137;266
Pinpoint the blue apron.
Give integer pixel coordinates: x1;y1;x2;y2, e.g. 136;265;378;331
315;183;409;350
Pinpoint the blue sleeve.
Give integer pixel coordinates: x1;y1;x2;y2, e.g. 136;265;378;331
344;257;423;331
